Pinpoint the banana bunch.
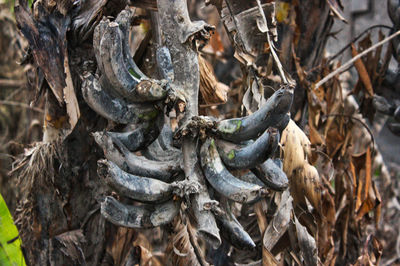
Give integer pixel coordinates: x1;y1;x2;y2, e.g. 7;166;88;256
82;8;294;250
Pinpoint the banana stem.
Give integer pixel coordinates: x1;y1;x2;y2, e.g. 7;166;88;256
157;0;221;248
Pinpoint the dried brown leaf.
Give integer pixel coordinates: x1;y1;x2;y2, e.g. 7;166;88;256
263;190;293;251
294;216;318;266
53;229;86;263
199;55;229;105
351;44;374;96
166;216;207;266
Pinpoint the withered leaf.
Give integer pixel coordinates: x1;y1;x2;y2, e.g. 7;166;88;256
263;190;293;251
351;44;374;96
294;216;318;266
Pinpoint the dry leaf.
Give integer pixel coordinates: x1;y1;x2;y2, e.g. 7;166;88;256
351;44;374;96
166;216;207;266
53;229;86;264
294;216;318;266
199;55;229;105
263;190;293;251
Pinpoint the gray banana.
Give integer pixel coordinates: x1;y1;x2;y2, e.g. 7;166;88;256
101;196;180;228
99;21;167;102
216;88;293;143
215;128;279;169
93;131;181;182
107;114;164;152
98;160;174;203
200;138;264;203
214;199;256;250
251;158;288;191
81;72;159;124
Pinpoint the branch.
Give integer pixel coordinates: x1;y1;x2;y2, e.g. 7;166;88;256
315;30;400;89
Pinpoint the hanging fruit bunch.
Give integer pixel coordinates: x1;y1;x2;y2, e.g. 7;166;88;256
82;1;293;250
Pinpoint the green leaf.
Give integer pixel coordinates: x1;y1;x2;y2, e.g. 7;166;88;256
0;193;26;266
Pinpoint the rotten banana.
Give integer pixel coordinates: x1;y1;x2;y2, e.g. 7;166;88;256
101;196;180;228
98;159;174;203
214;200;256;250
142;125;182;161
93;131;181;182
215;128;279;169
251;158;288;191
215;88;293;143
99;21;167;102
200;138;264;203
107;114;164;152
81;72;159;124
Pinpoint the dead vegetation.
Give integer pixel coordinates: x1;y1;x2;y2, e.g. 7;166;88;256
0;0;399;265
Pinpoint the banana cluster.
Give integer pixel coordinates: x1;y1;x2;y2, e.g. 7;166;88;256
82;9;294;250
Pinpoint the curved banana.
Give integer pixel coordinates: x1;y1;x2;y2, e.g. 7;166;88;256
251;158;288;191
200;138;264;203
98;160;174;203
215;128;279;169
99;21;167;102
81;72;159;124
142;125;182;161
107;114;164;152
93;131;181;182
215;88;293;143
101;196;180;228
158;124;176;150
239;171;265;187
142;139;182;161
93;18;108;75
114;9;147;79
213;199;255;250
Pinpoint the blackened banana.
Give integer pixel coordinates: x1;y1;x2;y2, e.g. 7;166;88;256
158;124;176;150
200;139;264;203
114;9;147;79
215;128;279;169
98;160;173;203
99;22;167;102
214;200;256;250
93;18;108;75
81;73;159;124
93;131;181;182
216;88;293;143
251;158;288;191
101;196;180;228
107;114;164;152
239;171;265;187
142;139;182;162
142;125;182;161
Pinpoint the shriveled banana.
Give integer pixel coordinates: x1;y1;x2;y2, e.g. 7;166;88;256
200;138;264;203
81;72;159;124
107;114;164;152
214;200;256;249
215;128;279;169
251;158;289;191
93;131;181;182
98;160;174;203
101;196;180;228
216;88;293;143
98;21;167;102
